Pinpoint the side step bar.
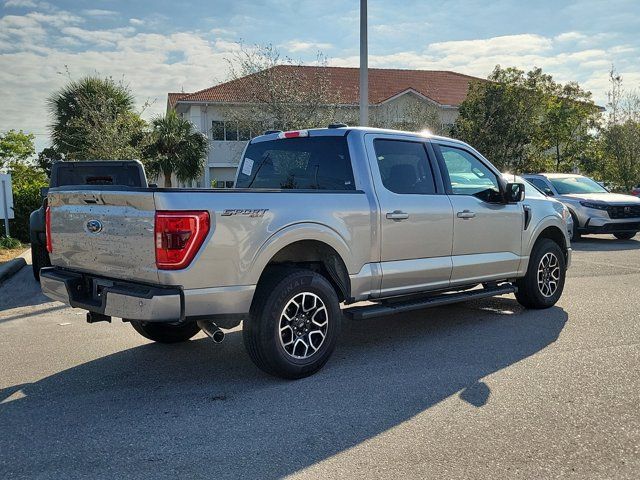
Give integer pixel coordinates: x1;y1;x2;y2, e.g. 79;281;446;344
343;284;517;320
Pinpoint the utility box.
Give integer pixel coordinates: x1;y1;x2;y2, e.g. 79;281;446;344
1;173;15;237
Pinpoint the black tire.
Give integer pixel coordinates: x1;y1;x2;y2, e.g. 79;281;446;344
614;232;636;240
243;268;341;379
31;243;51;282
129;320;200;343
569;212;581;242
515;238;566;309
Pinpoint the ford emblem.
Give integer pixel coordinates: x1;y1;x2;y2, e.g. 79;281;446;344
86;219;103;234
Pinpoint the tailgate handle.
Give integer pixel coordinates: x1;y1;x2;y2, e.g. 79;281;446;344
84;199;98;204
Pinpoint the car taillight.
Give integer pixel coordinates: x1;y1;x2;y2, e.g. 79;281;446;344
45;206;52;253
155;211;210;270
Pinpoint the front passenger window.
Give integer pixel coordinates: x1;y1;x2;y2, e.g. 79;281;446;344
437;145;501;202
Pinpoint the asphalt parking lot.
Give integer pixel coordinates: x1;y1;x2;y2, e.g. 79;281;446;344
1;236;639;479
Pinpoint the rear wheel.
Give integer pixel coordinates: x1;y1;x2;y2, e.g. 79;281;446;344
243;268;341;379
129;320;200;343
31;243;51;282
516;239;566;309
614;232;636;240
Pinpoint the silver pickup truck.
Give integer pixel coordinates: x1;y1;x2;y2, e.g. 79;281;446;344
41;126;571;379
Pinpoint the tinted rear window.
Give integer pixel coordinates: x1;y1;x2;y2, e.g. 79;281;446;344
55;165;144;187
236;136;355;190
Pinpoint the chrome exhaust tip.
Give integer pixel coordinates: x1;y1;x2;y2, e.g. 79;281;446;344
197;320;225;344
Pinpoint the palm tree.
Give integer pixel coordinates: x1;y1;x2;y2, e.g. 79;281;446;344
144;110;208;187
48;76;142;160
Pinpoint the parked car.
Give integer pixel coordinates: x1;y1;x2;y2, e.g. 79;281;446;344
632;184;640;197
29;160;148;281
523;173;640;241
40;127;571;379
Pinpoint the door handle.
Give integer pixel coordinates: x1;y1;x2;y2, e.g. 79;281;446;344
386;210;409;221
457;210;476;219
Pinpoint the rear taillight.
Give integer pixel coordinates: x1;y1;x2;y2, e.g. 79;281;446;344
45;206;52;253
155;211;210;270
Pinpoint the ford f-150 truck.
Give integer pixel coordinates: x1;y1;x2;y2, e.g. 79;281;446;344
40;126;572;379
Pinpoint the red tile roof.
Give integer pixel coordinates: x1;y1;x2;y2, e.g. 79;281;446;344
169;66;485;109
167;92;188;110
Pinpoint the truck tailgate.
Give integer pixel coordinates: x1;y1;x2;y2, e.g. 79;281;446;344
48;189;158;284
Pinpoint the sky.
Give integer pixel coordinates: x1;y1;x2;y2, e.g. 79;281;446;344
1;0;639;152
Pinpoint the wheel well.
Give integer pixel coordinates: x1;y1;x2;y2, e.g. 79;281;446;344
259;240;351;302
536;226;568;259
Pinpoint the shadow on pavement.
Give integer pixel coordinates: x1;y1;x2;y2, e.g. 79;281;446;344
572;235;640;252
0;266;50;312
0;296;567;479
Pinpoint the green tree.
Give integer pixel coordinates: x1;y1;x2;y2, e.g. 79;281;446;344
600;68;640;191
48;76;147;160
0;130;35;169
143;110;208;188
453;66;601;173
537;82;600;171
36;147;63;177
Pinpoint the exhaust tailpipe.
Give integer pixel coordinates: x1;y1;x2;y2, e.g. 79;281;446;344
197;320;225;344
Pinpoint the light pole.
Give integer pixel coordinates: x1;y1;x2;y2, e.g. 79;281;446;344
359;0;368;126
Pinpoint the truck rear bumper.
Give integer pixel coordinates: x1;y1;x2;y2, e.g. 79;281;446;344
40;267;255;323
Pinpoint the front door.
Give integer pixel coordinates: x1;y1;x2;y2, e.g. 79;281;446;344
365;135;454;297
433;143;523;285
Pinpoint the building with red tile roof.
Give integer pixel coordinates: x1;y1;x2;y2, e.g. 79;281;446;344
167;66;484;188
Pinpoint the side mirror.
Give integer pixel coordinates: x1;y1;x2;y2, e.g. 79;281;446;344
543;187;554;196
504;182;525;203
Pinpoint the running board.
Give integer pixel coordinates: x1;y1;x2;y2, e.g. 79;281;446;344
344;284;517;320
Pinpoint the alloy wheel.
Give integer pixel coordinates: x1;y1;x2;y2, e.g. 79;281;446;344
278;292;329;359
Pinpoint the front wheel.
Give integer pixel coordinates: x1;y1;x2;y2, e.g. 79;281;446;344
243;268;342;379
516;239;566;309
129;320;200;343
614;232;636;240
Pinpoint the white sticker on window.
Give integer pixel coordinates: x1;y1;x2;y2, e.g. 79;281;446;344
242;158;254;176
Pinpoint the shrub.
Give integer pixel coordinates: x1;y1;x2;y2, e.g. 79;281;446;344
0;163;48;243
0;236;22;249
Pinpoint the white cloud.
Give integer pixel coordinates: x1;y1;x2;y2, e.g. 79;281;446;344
82;9;118;17
282;40;333;52
555;31;587;42
129;18;144;26
4;0;38;7
0;12;241;150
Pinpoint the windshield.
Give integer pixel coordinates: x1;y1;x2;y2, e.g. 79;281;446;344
549;176;608;195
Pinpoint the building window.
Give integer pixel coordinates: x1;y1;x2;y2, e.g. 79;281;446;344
225;121;239;141
210;179;235;189
238;123;252;141
212;120;263;141
211;121;225;141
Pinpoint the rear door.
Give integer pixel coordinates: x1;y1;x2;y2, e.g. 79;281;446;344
365;134;453;297
432;142;523;285
48;189;159;283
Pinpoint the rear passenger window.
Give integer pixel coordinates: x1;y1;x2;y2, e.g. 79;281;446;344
373;139;436;194
236;136;354;190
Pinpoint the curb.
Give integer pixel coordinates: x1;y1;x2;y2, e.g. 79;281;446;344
0;257;27;284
